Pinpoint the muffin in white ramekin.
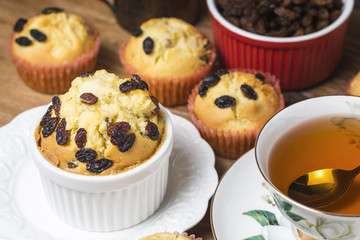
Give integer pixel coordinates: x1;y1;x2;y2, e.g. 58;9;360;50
30;70;173;232
31;105;173;231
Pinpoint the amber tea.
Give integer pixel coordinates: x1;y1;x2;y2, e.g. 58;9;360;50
269;116;360;215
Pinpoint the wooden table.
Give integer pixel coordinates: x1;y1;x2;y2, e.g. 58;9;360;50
0;0;359;239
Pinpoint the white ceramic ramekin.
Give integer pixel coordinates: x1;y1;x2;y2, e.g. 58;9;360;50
30;106;173;232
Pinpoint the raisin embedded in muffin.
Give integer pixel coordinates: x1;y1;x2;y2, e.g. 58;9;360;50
35;69;166;176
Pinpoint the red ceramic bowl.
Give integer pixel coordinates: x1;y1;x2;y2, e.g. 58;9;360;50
206;0;354;90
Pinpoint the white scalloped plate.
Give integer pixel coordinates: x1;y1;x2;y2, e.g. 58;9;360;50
211;149;302;240
0;106;218;240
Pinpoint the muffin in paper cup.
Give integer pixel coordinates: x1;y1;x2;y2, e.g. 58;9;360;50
8;8;101;94
188;69;285;159
119;18;216;107
139;231;202;240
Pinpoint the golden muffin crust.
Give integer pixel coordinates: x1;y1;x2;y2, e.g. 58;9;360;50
347;71;360;96
124;18;212;78
139;232;191;240
12;8;95;64
194;70;280;133
35;69;166;176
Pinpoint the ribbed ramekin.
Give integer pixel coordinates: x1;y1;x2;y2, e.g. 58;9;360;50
206;0;354;90
30;106;173;232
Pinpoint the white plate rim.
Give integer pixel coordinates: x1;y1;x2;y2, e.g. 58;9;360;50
0;106;218;240
210;149;301;240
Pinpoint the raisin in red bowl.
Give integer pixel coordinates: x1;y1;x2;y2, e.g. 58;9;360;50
206;0;354;90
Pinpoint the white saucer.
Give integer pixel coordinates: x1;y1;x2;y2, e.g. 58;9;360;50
211;149;301;240
0;106;218;240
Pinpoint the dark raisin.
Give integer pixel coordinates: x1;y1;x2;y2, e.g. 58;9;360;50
146;120;159;141
150;96;160;116
143;37;154;54
42;117;59;138
111;127;126;146
107;122;131;137
13;18;27;32
119;133;136;152
67;161;78;168
30;29;47;42
199;55;209;63
132;27;142;37
203;74;221;87
198;84;208;97
75;148;97;163
216;69;229;76
119;80;136;93
41;7;64;14
131;74;148;90
80;71;94;77
80;93;98;105
52;96;61;117
56;118;70;145
86;158;113;173
214;96;236;108
240;84;258;100
203;40;211;50
40;105;53;127
15;37;32;46
75;128;87;148
255;73;265;81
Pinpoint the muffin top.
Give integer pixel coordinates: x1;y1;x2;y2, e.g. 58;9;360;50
193;70;281;132
124;18;212;78
347;71;360;96
12;7;96;64
35;69;166;176
139;232;192;240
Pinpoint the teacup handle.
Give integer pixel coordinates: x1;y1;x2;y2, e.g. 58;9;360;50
98;0;116;13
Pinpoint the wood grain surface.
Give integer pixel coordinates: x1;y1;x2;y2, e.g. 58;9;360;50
0;0;359;239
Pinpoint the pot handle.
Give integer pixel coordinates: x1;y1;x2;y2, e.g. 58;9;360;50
98;0;116;13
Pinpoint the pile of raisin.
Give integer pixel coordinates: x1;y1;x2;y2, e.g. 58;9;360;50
119;74;148;93
216;0;343;37
108;121;136;152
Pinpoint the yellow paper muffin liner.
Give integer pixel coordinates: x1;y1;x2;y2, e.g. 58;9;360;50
119;41;216;107
8;20;101;94
187;69;285;159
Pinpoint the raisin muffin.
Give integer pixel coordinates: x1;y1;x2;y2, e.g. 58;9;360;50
188;69;285;159
35;69;166;176
119;17;216;106
140;232;202;240
8;7;100;93
346;71;360;96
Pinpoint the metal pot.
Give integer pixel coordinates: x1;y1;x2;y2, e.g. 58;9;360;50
99;0;203;32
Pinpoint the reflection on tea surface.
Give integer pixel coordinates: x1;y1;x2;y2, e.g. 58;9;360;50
269;116;360;215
